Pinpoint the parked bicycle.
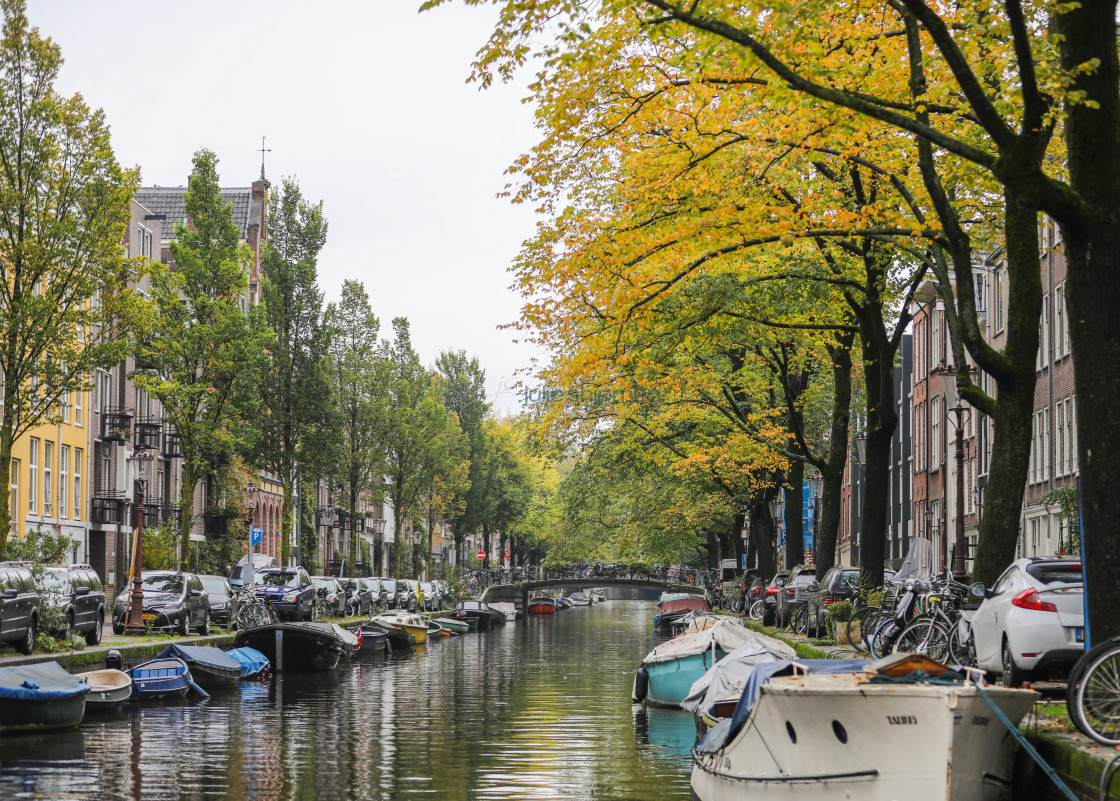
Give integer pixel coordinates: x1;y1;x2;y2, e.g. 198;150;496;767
236;586;276;629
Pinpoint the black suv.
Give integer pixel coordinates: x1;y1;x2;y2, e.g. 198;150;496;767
761;571;789;626
39;564;106;645
0;561;40;654
805;565;861;637
775;565;817;628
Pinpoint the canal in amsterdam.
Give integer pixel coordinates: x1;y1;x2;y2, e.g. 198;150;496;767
0;601;696;801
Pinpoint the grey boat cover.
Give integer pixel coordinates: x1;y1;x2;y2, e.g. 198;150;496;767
643;619;792;666
680;636;796;714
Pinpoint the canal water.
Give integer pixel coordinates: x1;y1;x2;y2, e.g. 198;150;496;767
0;601;696;800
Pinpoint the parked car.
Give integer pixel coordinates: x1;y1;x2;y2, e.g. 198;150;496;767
112;571;210;636
367;578;389;609
761;570;789;626
970;557;1085;686
198;574;239;630
0;561;41;654
311;576;346;617
398;580;419;612
805;565;861;636
775;565;816;629
340;578;373;616
419;581;436;611
254;567;315;621
378;578;399;609
432;579;450;608
38;564;106;645
230;553;279;588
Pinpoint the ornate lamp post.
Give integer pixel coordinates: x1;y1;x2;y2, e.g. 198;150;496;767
243;482;259;589
768;496;784;569
807;473;823;569
938;364;971;580
372;518;386;574
124;477;148;635
853;436;866;565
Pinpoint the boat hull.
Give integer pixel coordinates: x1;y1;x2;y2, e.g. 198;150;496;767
127;658;194;700
77;670;133;713
691;677;1037;801
645;650;725;708
433;617;469;634
0;694;86;732
528;601;558;615
372;614;429;644
233;623;347;671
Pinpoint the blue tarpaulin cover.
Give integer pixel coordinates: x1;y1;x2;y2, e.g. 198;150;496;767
155;644;242;676
0;661;89;700
226;647;270;678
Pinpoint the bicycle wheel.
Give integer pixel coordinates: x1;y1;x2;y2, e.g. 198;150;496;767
1070;641;1120;745
731;596;743;615
947;621;976;667
748;599;765;622
843;607;877;653
892;619;952;663
791;605;808;635
870;617;900;659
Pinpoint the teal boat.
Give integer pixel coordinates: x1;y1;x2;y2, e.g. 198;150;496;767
632;618;756;708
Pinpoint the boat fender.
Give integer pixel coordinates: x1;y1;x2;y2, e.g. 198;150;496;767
186;679;210;699
632;666;649;703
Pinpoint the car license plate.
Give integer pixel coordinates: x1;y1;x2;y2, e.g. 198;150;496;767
142;613;156;622
1075;627;1084;643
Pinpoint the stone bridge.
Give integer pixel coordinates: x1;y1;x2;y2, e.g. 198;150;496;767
479;578;705;615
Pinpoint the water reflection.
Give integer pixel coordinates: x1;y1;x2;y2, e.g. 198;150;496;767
0;602;692;801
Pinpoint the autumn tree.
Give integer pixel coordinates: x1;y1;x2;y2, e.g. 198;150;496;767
435;350;489;561
0;0;140;556
133;149;269;570
325;280;386;576
255;177;334;567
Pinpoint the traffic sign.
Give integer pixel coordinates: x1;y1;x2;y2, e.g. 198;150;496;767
250;526;263;546
504;547;510;562
476;550;486;560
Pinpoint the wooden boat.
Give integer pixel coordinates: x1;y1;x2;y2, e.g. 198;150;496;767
567;591;592;606
372;611;430;644
528;596;559;615
691;655;1039;801
127;656;207;700
634;619;759;708
449;600;495;630
0;661;89;732
349;624;392;654
76;669;132;713
155;644;242;690
653;593;711;632
433;617;469;634
426;620;450;638
331;624;361;658
225;647;271;679
232;622;350;671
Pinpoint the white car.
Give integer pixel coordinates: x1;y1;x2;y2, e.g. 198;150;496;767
970;558;1084;686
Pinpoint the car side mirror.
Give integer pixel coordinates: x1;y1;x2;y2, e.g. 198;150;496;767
190;589;202;597
74;586;90;596
1;588;16;599
317;587;328;598
969;582;989;599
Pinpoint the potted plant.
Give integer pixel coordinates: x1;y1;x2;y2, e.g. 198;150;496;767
825;601;855;644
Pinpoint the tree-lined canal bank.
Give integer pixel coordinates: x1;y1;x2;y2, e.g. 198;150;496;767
0;602;693;801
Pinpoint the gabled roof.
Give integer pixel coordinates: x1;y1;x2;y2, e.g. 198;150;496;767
135;186;255;240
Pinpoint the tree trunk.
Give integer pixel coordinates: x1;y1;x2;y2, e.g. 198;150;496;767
815;338;853;578
280;465;294;568
750;499;776;578
178;465;197;572
784;462;804;568
349;490;359;579
0;426;13;559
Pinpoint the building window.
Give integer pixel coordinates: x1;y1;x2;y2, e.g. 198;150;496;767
973;272;986;312
1030;414;1038;483
60;360;69;423
73;448;81;520
1037;293;1050;371
931;397;940;467
1068;398;1077;474
74;375;82;426
101;448;111;494
996;270;1006;332
60;445;68;520
28;438;37;515
9;459;17;534
43;441;52;517
931;308;940;367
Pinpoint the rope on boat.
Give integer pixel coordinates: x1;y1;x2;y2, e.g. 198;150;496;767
975;684;1079;801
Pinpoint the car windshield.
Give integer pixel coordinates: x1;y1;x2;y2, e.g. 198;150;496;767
381;580;397;591
1027;562;1083;585
312;578;334;589
142;574;182;594
199;577;228;594
257;571;299;587
38;572;68;592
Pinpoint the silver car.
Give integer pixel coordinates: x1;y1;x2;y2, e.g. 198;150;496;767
970;557;1084;686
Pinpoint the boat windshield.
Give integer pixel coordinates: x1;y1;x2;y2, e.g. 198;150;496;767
142;574;183;594
892;538;935;586
256;571;299;587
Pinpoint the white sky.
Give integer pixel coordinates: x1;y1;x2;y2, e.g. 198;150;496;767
29;0;542;414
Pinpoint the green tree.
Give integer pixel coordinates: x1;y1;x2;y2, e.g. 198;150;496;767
435;350;489;560
418;400;470;578
256;177;334;567
325;280;386;577
0;0;140;556
132;148;270;570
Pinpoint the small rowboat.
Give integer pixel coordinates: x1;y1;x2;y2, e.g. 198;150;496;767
127;657;208;700
372;612;429;644
76;669;132;713
433;617;469;634
349;624;392;654
155;644;242;690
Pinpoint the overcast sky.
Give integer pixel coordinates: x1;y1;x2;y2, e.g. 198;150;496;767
29;0;542;414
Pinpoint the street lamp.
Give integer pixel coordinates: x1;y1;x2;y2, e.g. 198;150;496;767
768;496;784;569
372;518;386;575
807;473;823;567
243;482;259;589
124;477;148;635
938;363;971;580
852;436;866;564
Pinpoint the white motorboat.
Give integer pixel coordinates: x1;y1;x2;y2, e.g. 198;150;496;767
691;655;1038;801
567;591;592;606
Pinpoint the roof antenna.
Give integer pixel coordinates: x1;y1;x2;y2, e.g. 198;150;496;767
258;135;271;181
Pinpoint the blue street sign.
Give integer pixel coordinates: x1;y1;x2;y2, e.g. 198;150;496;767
250;526;263;546
741;554;748;569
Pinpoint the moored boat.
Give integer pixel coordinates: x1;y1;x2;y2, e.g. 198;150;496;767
0;662;90;732
155;644;242;690
76;668;132;713
127;656;206;700
590;590;606;603
433;617;469;634
372;611;430;644
449;600;495;630
331;624;361;658
528;596;559;615
567;591;592;606
554;596;573;609
232;622;350;671
350;624;392;654
225;647;271;679
634;618;768;708
691;655;1039;801
653;593;712;632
